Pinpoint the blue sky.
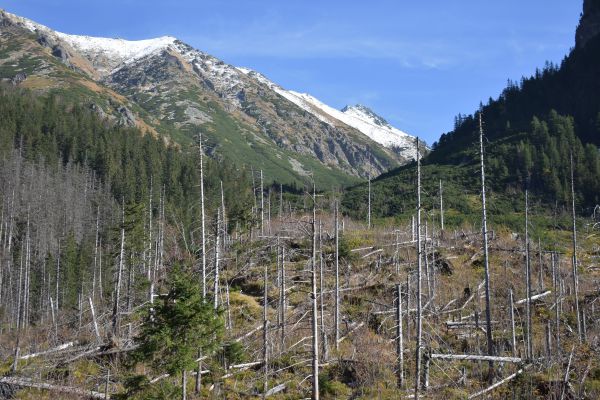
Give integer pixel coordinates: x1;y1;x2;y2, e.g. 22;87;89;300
3;1;582;145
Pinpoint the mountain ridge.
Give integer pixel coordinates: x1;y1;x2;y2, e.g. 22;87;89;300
0;9;420;187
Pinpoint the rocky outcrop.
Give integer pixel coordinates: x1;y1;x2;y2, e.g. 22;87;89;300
117;105;136;127
576;0;600;48
10;72;26;85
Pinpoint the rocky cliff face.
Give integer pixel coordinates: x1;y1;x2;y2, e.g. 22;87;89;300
576;0;600;48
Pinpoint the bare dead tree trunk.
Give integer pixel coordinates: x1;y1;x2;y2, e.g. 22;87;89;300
439;180;444;231
214;209;221;309
569;154;583;343
318;220;328;361
367;171;371;229
396;283;404;388
478;112;494;377
225;279;232;331
334;200;340;350
538;238;544;292
112;201;125;338
199;134;207;300
260;170;264;237
279;184;283;220
280;245;286;349
268;188;272;236
414;136;423;398
263;252;269;399
55;240;60;313
89;297;101;343
92;205;100;302
311;183;320;400
552;253;561;358
509;289;516;358
220;180;227;248
525;190;533;360
424;221;431;301
147;183;154;307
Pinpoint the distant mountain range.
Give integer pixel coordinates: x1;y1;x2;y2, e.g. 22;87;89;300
0;10;422;188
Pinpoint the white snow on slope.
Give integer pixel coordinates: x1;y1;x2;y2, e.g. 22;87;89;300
55;33;176;68
2;10;176;74
3;9;419;159
237;67;418;159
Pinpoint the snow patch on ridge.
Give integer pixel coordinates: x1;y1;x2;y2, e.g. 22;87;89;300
237;67;418;159
56;33;177;68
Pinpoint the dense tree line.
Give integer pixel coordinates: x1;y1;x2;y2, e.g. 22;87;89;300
343;111;599;223
0;84;253;228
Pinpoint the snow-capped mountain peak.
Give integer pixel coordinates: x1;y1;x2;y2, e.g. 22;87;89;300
55;33;177;69
236;67;419;158
341;104;391;129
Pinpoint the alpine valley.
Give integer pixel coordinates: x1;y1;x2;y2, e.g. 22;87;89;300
0;10;421;188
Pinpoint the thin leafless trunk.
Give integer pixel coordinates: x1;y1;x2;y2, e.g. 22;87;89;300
509;289;516;358
260;170;264;237
525;190;533;360
89;297;101;342
112;202;125;338
439;180;444;231
478;112;494;373
569;154;583;343
367;171;371;229
334;200;340;350
262;252;269;399
214;209;221;309
199;134;207;300
311;183;320;400
280;244;286;349
414;136;423;398
552;253;561;358
319;220;328;361
396;283;404;388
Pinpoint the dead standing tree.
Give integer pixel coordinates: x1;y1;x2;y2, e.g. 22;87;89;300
311;182;320;400
414;136;423;398
478;112;495;379
570;153;583;343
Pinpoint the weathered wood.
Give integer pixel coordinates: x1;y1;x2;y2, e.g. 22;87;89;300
199;134;207;299
89;297;101;343
570;154;583;343
311;183;319;400
265;383;286;397
509;289;517;357
430;354;522;363
478;112;494;375
515;291;551;305
334;201;340;350
20;341;77;360
0;377;107;399
467;368;523;399
396;284;404;388
525;190;533;360
414;136;423;399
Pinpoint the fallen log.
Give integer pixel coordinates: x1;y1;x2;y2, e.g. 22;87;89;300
515;290;551;305
430;354;522;363
468;368;523;399
20;342;77;360
0;376;107;399
265;382;286;396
